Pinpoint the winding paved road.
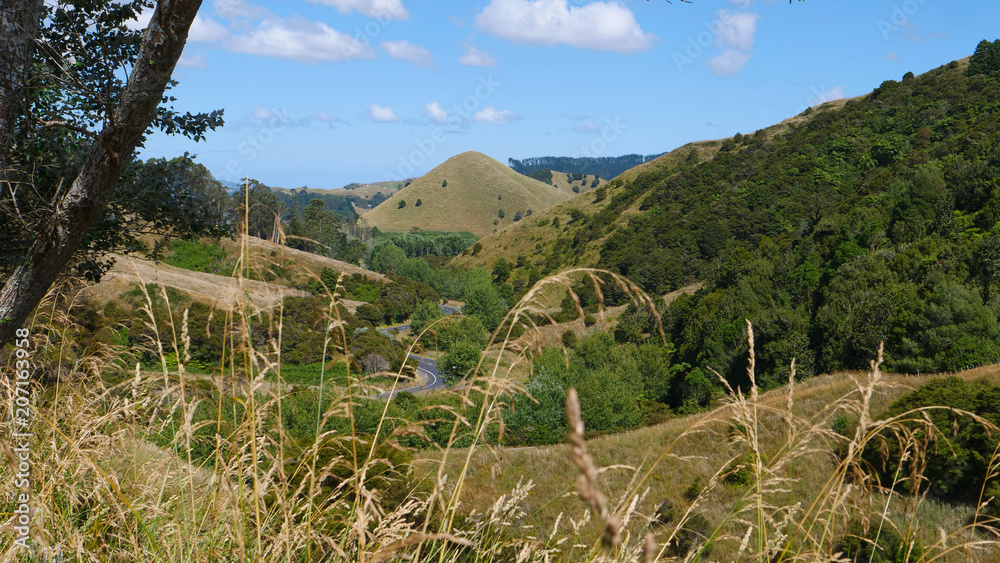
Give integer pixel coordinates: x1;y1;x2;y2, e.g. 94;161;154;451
378;354;445;398
375;303;459;398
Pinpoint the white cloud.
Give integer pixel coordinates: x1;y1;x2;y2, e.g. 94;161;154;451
810;86;846;106
728;0;754;7
472;106;520;124
252;106;285;120
311;112;341;122
189;16;229;42
573;120;598;133
883;52;901;62
422;102;449;124
227;15;376;63
307;0;408;20
459;43;497;67
713;10;760;51
475;0;655;54
213;0;270;20
178;53;208;68
380;40;435;67
368;103;399;122
707;49;752;76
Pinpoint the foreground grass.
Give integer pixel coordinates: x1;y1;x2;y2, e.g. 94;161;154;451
3;239;1000;561
423;364;1000;561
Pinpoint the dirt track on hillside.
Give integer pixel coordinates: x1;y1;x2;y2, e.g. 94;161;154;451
92;255;307;313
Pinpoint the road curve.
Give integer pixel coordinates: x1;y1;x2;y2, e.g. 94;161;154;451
378;354;445;399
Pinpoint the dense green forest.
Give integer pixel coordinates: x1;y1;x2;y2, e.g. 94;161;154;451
508;153;664;180
507;40;1000;407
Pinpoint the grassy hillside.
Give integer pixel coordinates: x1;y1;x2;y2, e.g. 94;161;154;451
422;360;1000;561
449;138;721;273
550;171;605;196
361;151;572;237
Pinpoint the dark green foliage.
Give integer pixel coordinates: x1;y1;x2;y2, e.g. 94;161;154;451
408;300;442;335
436;316;489;352
440;340;482;383
415;198;422;207
274;188;356;221
572;185;580;194
967;39;1000;76
398;199;406;209
534;44;1000;386
376;231;477;259
284;198;366;264
527;169;553;185
442;179;448;187
492;258;511;284
502;334;682;446
163;238;234;275
837;520;924;563
561;329;578;348
461;276;508;333
509;154;665;180
233;179;284;241
867;377;1000;504
0;0;226;281
498;209;505;219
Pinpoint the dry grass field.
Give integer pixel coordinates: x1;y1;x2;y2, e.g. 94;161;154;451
362;152;572;237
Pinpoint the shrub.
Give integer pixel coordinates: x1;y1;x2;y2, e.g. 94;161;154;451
415;198;422;207
398;199;406;209
561;329;577;348
866;377;1000;503
440;339;482;383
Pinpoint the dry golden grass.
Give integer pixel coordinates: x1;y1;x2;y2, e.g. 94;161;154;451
4;234;1000;562
362;151;571;237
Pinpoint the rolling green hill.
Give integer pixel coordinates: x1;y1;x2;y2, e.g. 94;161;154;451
455;41;1000;389
361;151;572;237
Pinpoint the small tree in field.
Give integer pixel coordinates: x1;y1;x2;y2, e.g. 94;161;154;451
398;200;406;209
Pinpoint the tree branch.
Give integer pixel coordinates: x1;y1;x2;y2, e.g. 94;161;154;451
0;0;204;346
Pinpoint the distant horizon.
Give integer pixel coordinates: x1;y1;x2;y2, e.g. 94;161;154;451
136;1;999;190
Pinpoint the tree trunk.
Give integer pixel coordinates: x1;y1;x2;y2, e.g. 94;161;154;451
0;0;44;165
0;0;204;346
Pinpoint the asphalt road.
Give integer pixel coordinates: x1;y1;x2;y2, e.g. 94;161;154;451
377;304;460;337
374;303;459;398
378;354;444;399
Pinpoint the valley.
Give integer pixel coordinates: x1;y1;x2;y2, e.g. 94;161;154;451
4;13;1000;560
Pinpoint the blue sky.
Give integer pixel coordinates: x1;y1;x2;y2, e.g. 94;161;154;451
138;0;1000;190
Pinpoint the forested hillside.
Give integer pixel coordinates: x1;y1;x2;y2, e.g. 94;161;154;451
489;41;1000;393
508;153;665;180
